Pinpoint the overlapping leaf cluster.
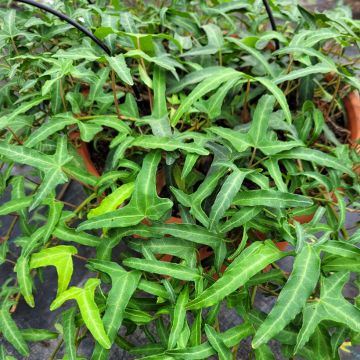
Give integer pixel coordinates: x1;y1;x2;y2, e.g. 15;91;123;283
0;0;359;359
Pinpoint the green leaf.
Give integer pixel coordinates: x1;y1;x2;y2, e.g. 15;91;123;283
0;95;49;130
248;95;276;146
20;328;58;342
181;153;199;179
219;206;262;233
0;196;33;216
255;77;292;123
14;256;34;308
254;344;275;360
233;190;313;208
166;322;253;359
90;260;141;359
78;151;172;230
209;126;251;152
252;245;320;348
42;200;63;245
274;63;336;84
228;37;275;78
171;69;242;126
150;65;171;137
186;242;283;310
62;307;77;360
296;272;360;352
106;54;133;85
0;141;54;169
0;304;29;356
88;182;135;219
275;148;353;175
30;245;77;295
204;324;232;360
132;136;209;155
24;114;77;147
264;159;287;192
319;241;360;259
123;258;201;282
168;286;189;349
50;278;111;349
208;168;249;230
53;225;101;247
322;257;360;272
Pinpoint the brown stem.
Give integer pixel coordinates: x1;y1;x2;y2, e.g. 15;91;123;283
111;70;121;118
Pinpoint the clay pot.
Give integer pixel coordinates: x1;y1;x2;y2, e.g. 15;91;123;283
344;90;360;158
68;131;100;178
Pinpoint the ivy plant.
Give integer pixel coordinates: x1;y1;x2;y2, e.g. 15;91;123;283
0;0;359;359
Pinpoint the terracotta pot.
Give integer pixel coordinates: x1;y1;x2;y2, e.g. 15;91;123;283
344;90;360;144
68;131;100;178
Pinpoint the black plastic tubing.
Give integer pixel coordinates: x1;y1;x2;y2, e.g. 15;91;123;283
13;0;111;55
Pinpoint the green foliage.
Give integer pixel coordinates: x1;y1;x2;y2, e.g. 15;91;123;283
0;0;359;359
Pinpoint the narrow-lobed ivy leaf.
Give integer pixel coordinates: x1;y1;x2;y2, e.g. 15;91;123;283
220;206;262;233
53;225;101;247
171;69;242;126
88;182;135;219
30;245;77;295
42;200;63;245
78;151;173;230
252;245;320;348
132;136;209;155
187;242;283;310
181;153;199;179
123;258;201;281
62;307;77;360
166;322;253;359
254;344;276;360
248;95;276;146
149;65;172;137
128;237;196;266
0;303;29;356
274;63;336;84
209;126;251;152
0;95;49;130
264;159;287;192
50;278;111;349
295;272;360;353
209;168;249;230
179;166;227;227
274;148;353;175
24;114;77;148
255;77;291;123
106;54;133;85
168;285;189;349
204;324;232;360
0;196;33;216
14;256;34;307
319;241;360;258
90;260;141;360
20;328;58;342
0;141;54;169
321;257;360;272
138;279;170;300
228;37;275;78
78;121;103;142
233;190;313;208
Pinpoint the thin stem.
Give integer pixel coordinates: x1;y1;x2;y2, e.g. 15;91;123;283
49;338;64;360
59;78;68;112
111;70;121;119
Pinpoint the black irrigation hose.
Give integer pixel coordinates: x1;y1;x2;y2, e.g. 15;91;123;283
262;0;279;50
13;0;111;55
